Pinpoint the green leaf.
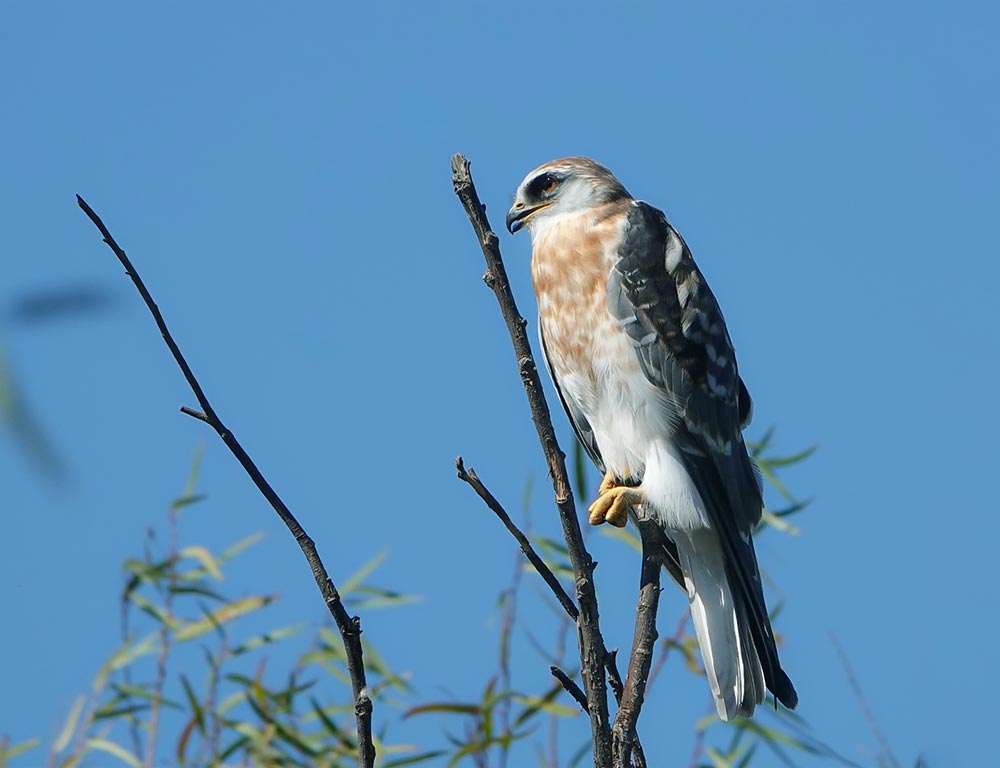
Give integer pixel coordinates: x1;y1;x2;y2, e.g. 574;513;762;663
178;545;223;581
84;738;142;767
0;737;42;763
174;594;274;641
404;702;481;718
180;674;206;735
759;510;801;536
96;631;161;688
93;703;151;721
53;694;85;752
598;524;641;552
231;624;306;656
383;751;449;767
340;550;388;596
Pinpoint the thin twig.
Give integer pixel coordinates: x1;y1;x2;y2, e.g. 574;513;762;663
832;634;902;768
451;154;613;766
611;522;661;768
456;458;579;620
76;196;375;768
550;666;590;713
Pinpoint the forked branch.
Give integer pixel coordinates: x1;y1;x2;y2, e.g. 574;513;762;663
450;154;614;766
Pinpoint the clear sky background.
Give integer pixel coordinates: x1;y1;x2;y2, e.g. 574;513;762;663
2;2;997;766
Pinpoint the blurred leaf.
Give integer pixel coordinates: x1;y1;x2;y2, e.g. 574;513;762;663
0;338;66;480
178;545;222;581
93;703;151;721
96;632;160;688
513;688;578;724
180;674;206;735
573;440;589;500
175;595;274;641
84;737;142;767
232;624;307;656
383;751;449;766
7;285;113;325
598;524;641;552
760;510;801;536
761;444;817;468
404;702;481;718
345;584;422;611
53;694;85;752
340;550;388;596
0;737;41;764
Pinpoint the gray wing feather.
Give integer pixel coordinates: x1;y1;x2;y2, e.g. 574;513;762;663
608;202;761;530
608;202;799;710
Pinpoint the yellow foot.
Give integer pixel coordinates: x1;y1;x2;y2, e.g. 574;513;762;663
588;486;641;528
598;472;618;495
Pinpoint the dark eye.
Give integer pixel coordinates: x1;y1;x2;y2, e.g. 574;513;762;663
529;173;558;197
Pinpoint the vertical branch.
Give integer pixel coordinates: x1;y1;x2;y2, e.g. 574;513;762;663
612;521;662;768
76;197;374;768
450;154;612;766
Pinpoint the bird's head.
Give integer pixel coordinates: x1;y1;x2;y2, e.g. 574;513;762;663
506;157;631;236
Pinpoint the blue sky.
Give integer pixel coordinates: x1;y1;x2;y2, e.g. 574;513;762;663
2;2;997;766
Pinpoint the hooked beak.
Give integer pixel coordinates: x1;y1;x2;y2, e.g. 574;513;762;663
505;202;549;234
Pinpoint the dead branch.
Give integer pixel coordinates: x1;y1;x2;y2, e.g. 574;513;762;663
76;196;375;768
450;154;613;765
612;522;662;767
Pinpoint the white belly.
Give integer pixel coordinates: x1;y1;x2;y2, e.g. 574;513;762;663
549;317;712;532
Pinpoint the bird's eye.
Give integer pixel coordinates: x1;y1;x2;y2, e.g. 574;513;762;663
529;173;559;197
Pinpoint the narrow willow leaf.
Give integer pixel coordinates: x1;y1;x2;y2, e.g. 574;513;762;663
109;684;182;710
231;624;306;656
218;532;266;563
53;694;85;752
93;703;151;721
383;750;449;767
96;632;160;688
0;737;41;763
174;595;273;641
404;702;481;718
180;674;206;734
514;687;578;725
729;719;822;754
84;738;142;767
340;550;388;596
598;524;642;552
129;593;177;628
760;510;801;536
179;545;223;581
761;444;817;468
705;747;735;768
171;493;206;512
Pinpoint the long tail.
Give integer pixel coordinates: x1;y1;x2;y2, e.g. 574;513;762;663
674;528;766;720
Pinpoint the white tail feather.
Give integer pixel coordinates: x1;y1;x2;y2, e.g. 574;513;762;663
674;529;765;720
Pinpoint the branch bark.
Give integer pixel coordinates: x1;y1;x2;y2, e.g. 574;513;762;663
612;521;662;768
450;154;613;766
76;196;375;768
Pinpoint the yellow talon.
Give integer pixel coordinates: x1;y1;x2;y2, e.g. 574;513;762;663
598;471;618;495
587;486;641;528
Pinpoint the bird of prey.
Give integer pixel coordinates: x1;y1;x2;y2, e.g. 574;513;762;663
505;157;797;720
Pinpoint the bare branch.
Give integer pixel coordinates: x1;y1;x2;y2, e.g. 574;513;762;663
456;457;578;621
76;196;375;768
550;666;589;713
451;154;613;765
612;521;661;768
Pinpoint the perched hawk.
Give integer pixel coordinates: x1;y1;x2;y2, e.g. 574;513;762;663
506;157;797;720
